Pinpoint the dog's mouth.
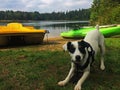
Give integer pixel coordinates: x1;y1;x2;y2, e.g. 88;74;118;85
71;59;81;65
71;55;85;65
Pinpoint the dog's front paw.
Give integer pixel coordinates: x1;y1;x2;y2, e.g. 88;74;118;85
74;84;81;90
58;80;67;86
100;64;105;70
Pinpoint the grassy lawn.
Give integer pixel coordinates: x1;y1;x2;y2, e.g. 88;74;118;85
0;38;120;90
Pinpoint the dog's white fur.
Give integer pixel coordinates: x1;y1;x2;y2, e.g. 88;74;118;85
58;25;105;90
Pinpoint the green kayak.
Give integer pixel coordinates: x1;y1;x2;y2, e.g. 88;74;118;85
61;26;120;38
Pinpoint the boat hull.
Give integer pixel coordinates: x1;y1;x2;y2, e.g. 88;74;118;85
0;33;46;46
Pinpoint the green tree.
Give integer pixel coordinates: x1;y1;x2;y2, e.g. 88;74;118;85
90;0;120;25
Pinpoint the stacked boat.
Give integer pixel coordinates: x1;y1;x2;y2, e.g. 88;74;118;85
61;25;120;39
0;23;48;46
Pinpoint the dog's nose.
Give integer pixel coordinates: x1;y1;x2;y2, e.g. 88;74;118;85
75;55;81;61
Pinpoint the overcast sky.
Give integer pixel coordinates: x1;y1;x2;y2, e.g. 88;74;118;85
0;0;93;13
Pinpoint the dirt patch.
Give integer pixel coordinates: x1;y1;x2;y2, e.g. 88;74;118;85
40;37;81;51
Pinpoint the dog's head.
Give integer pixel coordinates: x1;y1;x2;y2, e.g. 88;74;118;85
63;40;94;64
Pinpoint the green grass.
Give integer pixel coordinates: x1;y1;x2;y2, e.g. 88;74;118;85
0;38;120;90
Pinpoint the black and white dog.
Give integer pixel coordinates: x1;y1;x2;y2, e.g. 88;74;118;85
58;25;105;90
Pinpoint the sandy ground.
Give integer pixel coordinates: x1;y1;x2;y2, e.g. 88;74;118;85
0;37;81;51
38;37;81;51
40;37;73;51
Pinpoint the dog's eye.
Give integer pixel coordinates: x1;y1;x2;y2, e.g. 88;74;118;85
79;47;86;54
69;45;75;53
67;42;75;53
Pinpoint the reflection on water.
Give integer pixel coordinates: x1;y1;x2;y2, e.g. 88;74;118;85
23;21;89;38
0;21;89;38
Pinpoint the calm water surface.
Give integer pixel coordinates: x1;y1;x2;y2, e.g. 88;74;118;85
0;21;89;38
23;21;89;38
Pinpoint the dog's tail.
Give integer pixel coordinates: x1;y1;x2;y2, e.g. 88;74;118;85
95;24;99;30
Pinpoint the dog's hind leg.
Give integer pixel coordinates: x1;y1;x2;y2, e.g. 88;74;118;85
99;37;105;70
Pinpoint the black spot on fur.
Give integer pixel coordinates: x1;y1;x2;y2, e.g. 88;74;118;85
76;40;95;70
67;42;75;53
78;40;87;54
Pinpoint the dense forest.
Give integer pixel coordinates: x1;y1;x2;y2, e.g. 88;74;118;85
0;9;90;21
90;0;120;25
40;9;90;20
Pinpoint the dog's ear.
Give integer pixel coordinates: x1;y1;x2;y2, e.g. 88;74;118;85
78;40;93;53
62;42;70;51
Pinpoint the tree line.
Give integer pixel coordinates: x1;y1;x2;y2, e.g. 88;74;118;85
90;0;120;25
0;9;90;21
0;11;42;20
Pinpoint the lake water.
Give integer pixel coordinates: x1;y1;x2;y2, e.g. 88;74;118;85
0;21;89;38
